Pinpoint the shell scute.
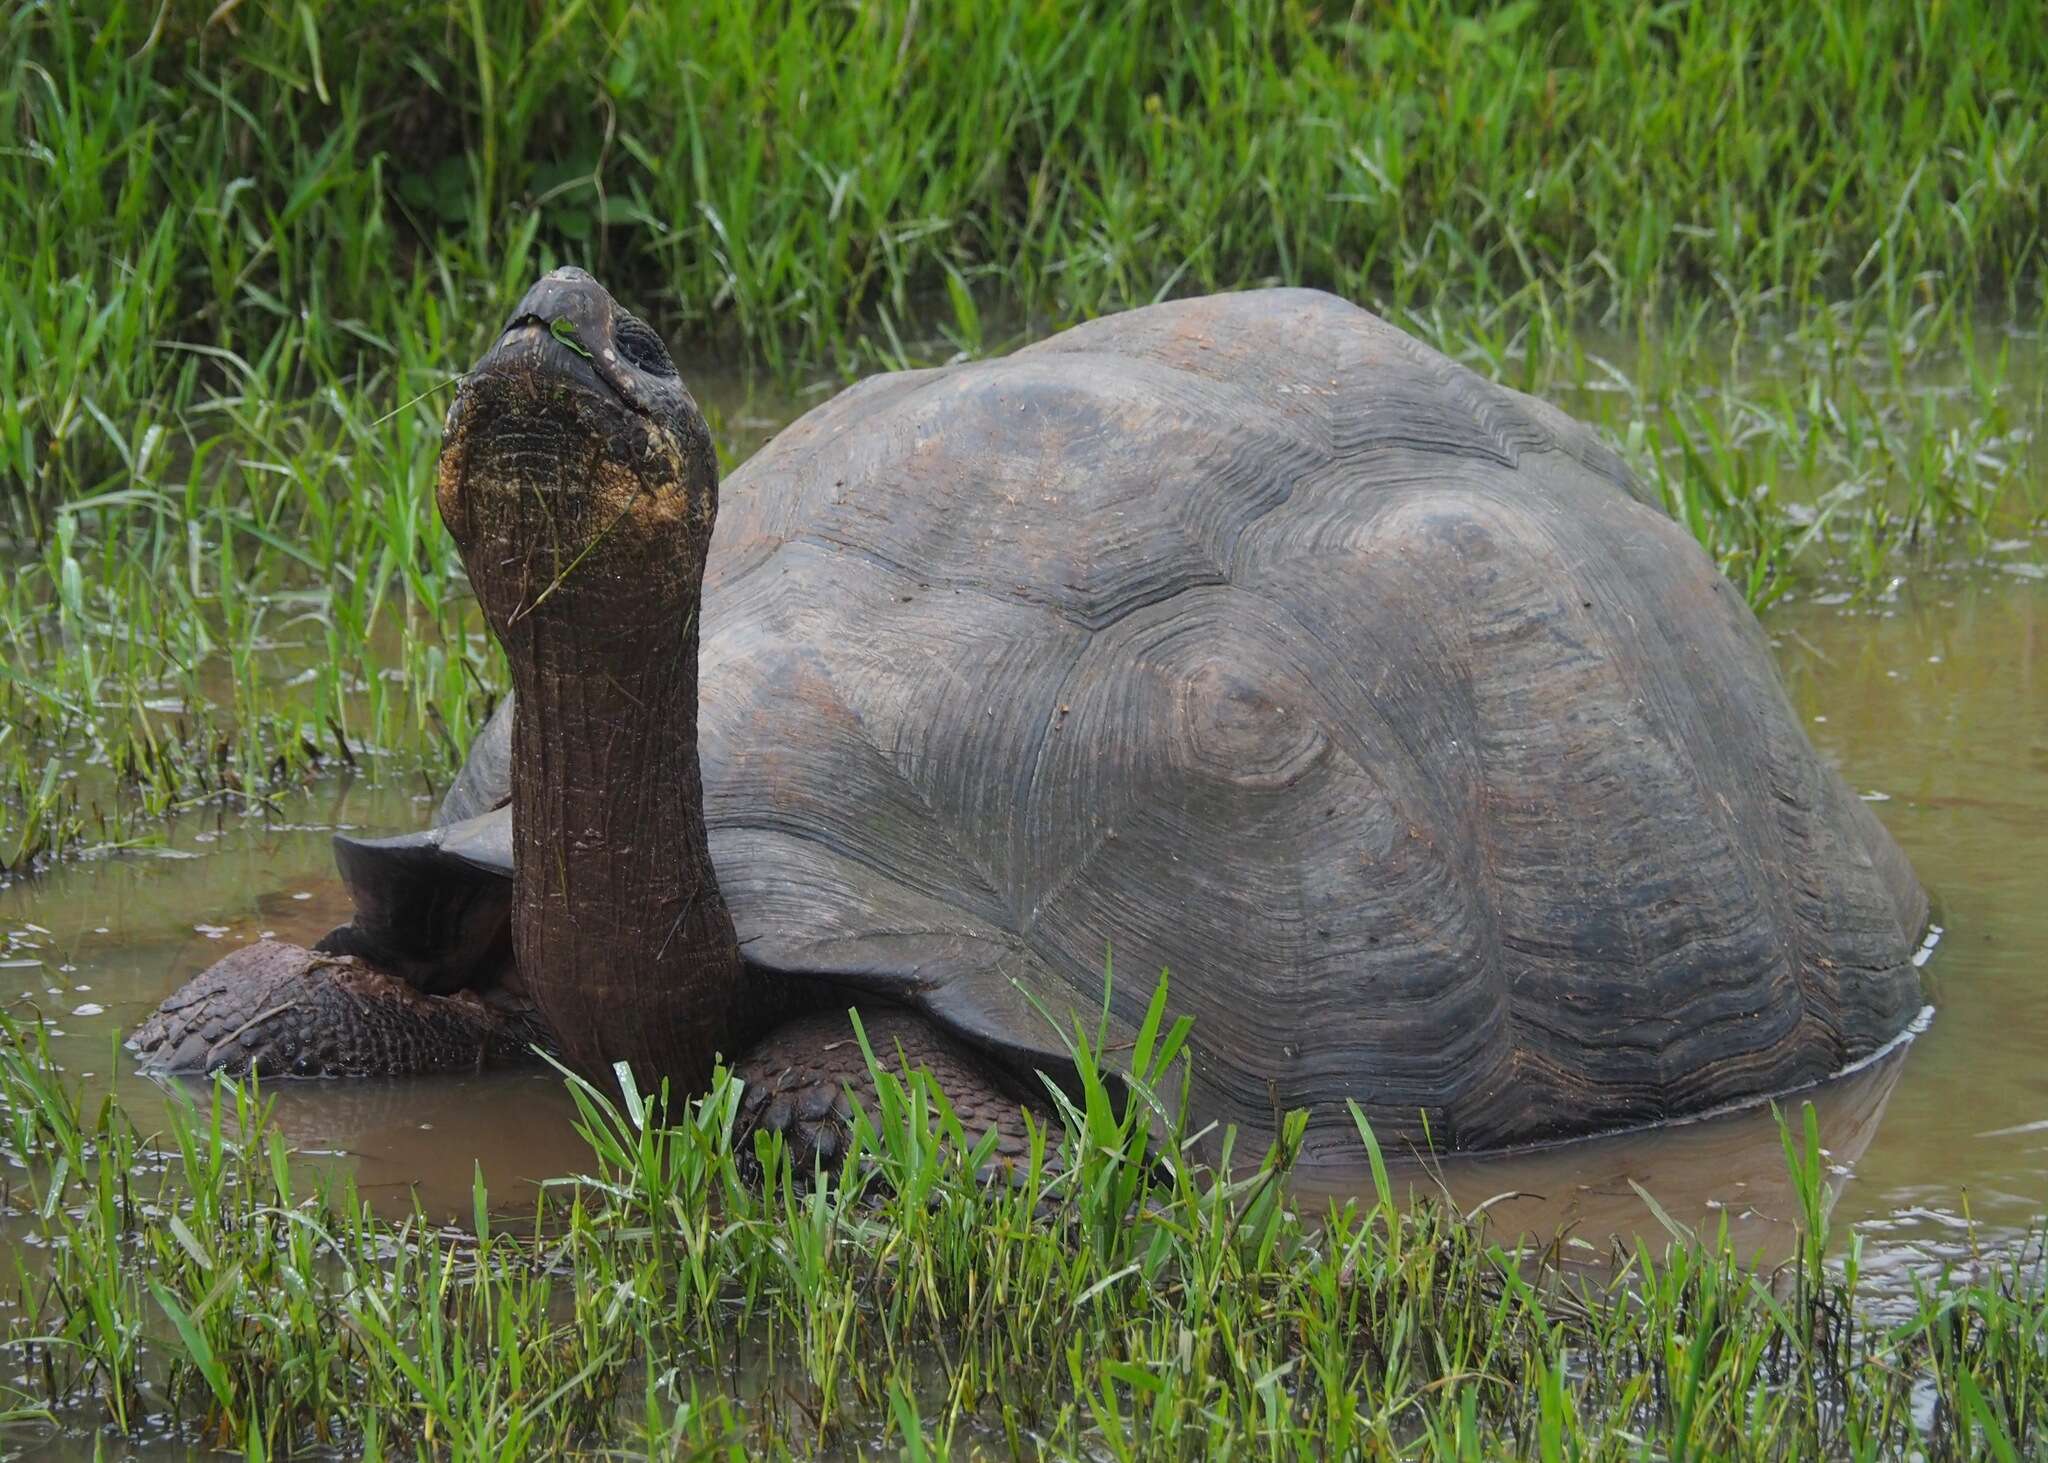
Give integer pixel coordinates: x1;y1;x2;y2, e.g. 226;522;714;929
615;291;1924;1161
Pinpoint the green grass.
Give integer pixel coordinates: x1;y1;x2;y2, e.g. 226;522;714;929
0;0;2043;859
0;996;2040;1458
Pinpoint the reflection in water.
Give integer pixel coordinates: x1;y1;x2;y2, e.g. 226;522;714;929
0;571;2041;1278
1418;1039;1910;1266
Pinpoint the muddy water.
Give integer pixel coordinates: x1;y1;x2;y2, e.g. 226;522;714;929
0;571;2042;1288
0;783;595;1214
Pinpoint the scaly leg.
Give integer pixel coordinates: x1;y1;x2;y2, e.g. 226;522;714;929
731;1007;1048;1175
131;940;545;1077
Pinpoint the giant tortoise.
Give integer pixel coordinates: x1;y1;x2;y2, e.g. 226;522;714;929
135;269;1929;1177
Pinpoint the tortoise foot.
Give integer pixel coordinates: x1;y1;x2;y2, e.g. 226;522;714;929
732;1007;1046;1177
132;940;546;1078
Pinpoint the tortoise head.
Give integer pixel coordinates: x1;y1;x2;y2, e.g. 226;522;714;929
434;270;746;1092
437;267;719;654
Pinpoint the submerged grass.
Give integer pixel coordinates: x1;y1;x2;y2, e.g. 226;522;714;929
0;995;2041;1458
2;0;2045;864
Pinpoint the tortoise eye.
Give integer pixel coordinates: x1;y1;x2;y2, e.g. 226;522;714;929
614;315;676;378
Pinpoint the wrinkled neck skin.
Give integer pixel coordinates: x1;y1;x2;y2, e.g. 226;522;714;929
438;351;766;1099
509;589;749;1094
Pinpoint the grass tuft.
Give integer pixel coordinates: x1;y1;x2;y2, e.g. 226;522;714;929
0;992;2041;1456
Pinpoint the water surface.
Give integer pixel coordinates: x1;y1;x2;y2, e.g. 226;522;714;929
0;570;2041;1291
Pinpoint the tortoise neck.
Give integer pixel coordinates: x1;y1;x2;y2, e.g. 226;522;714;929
507;608;749;1096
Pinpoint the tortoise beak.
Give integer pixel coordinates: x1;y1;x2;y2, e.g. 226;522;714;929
475;267;683;423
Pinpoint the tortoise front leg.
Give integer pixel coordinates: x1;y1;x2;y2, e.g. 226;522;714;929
731;1007;1048;1176
131;940;546;1078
